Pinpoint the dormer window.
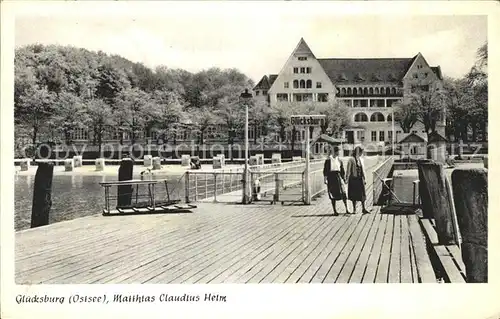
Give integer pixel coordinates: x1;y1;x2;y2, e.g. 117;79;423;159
298;56;307;61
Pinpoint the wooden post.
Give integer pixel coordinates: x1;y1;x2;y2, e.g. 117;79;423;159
31;162;54;228
416;159;436;218
416;160;457;244
451;168;488;283
117;158;134;207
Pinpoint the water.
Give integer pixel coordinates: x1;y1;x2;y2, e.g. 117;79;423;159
14;174;184;232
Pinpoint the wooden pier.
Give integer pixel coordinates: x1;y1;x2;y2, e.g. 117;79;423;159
15;188;437;285
16;156;482;284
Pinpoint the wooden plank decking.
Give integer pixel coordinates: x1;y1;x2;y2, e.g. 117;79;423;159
16;190;437;284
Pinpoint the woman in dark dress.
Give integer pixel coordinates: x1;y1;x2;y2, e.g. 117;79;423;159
323;146;350;216
346;146;371;214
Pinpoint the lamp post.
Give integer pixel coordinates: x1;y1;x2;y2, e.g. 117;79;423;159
240;89;253;204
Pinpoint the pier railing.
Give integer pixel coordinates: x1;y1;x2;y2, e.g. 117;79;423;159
181;156;385;205
182;159;325;204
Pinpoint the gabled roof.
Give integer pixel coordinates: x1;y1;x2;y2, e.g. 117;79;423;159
431;66;443;80
268;74;278;86
253;74;278;90
318;58;415;84
294;38;315;58
428;131;447;143
312;134;345;145
398;132;427;144
253;75;270;90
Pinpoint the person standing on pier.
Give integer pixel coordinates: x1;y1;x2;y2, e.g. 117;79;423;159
346;146;371;214
323;146;350;216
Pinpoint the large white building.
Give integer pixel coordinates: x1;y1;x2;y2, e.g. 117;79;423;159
253;38;445;150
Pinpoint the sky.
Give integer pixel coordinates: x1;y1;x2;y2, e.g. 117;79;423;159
14;6;487;83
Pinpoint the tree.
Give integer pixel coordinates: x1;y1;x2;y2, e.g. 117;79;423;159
270;102;296;146
51;92;90;144
216;97;244;146
115;88;154;145
15;86;56;146
393;101;419;133
315;100;351;136
191;106;219;148
249;99;273;144
87;98;114;154
405;81;446;137
152;90;186;144
466;42;488;141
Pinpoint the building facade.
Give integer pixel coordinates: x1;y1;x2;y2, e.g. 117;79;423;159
253;38;445;150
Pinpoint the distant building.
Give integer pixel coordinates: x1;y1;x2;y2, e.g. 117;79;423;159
253;38;446;149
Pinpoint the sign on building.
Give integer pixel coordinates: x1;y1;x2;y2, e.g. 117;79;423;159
290;115;326;127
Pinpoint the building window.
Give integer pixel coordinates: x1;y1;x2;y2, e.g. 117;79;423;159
353;88;358;95
379;131;385;142
370;112;385;122
300;67;305;73
381;87;385;95
371;131;377;142
300;80;305;88
369;87;374;95
306;67;312;73
298;56;307;61
284;82;289;89
388;131;393;141
375;87;379;95
318;93;328;102
391;88;396;94
420;85;430;92
387;114;392;122
306;80;312;88
293;93;312;102
255;91;260;96
277;93;288;102
347;88;352;95
316;82;322;88
363;88;368;95
424;72;428;78
386;99;398;107
293;67;299;74
341;88;346;95
293;80;299;88
354;112;368;122
262;90;268;95
413;73;418;79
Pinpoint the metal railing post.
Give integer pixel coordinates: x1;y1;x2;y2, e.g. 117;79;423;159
274;173;280;204
184;171;190;203
194;173;198;202
213;173;218;202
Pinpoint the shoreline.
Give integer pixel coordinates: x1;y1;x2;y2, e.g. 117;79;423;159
14;163;245;177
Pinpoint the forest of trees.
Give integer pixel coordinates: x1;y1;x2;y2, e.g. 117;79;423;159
393;42;488;143
14;44;351;157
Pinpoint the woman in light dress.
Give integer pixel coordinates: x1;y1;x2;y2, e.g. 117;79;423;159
346;146;371;214
323;146;350;216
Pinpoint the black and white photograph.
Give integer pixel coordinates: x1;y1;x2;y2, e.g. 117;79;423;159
1;1;498;318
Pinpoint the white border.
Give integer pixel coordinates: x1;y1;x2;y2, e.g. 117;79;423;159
2;2;500;318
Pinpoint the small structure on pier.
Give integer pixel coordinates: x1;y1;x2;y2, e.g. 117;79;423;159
398;132;427;160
